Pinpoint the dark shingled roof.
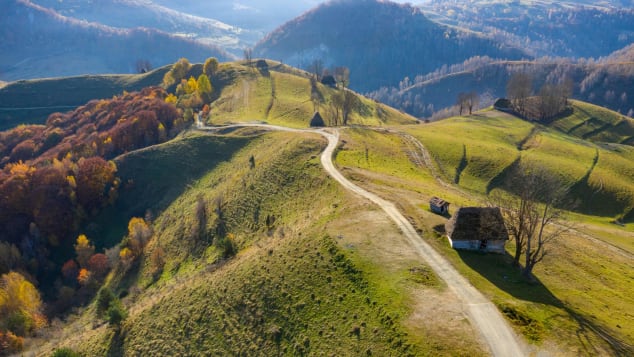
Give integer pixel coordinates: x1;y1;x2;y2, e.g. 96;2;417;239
445;207;509;241
430;196;449;208
310;111;325;127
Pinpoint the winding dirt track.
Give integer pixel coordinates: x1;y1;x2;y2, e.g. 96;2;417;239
198;123;526;357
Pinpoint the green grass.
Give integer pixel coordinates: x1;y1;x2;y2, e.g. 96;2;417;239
42;130;473;355
550;100;634;145
332;114;634;355
404;113;634;222
207;62;417;128
406;115;533;192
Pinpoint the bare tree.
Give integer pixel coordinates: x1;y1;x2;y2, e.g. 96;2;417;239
457;91;479;115
467;91;479;115
493;163;572;279
507;73;533;115
243;48;253;66
135;59;152;73
538;83;563;120
334;66;350;88
457;92;468;115
308;59;324;80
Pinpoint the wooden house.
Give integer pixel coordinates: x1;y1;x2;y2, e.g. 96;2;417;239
429;196;450;215
445;207;509;253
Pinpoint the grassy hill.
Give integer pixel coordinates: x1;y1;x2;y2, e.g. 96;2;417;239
37;130;484;356
332;113;634;354
402;108;634;223
0;60;416;131
207;60;417;128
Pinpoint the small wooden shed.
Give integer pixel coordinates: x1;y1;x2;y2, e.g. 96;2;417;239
429;196;450;215
310;111;326;127
445;207;509;253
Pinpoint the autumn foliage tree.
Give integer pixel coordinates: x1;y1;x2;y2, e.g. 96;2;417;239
74;234;95;268
127;217;152;255
203;57;219;77
0;272;45;337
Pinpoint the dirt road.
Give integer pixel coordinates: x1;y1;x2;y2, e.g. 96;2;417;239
199;123;526;356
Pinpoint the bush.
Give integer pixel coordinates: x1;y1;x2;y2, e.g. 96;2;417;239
107;300;128;327
6;310;33;336
96;287;115;316
52;347;82;357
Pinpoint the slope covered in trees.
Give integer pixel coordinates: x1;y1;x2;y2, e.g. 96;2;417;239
0;87;185;319
420;0;634;58
0;0;231;81
254;0;528;92
370;56;634;119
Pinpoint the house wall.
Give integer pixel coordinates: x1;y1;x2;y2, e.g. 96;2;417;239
447;237;506;254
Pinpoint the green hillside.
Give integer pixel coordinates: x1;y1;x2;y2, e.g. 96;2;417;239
207;60;417;128
550;100;634;145
403;110;634;223
332;113;634;354
0;66;169;130
38;130;481;355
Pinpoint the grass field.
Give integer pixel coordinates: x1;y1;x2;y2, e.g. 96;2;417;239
37;129;487;356
551;100;634;145
332;112;634;355
207;62;417;128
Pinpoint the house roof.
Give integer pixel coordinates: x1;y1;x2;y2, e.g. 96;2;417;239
445;207;509;241
310;111;325;127
430;196;449;207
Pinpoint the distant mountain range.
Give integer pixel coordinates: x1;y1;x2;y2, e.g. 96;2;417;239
419;0;634;58
0;0;231;81
30;0;259;53
254;0;529;92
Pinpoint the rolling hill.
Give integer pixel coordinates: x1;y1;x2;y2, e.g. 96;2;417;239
2;59;631;355
0;0;232;82
0;59;417;131
254;0;529;92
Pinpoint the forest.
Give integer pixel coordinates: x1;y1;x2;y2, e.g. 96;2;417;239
0;87;186;349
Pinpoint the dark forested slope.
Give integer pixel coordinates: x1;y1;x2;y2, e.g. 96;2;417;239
254;0;528;92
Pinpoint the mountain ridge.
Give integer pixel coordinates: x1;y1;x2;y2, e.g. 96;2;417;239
0;0;232;81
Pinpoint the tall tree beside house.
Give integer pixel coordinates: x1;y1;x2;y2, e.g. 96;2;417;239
507;73;533;115
493;163;572;279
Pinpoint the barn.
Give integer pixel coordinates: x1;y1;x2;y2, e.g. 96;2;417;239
445;207;509;253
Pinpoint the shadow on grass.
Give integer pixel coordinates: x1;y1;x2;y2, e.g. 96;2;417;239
457;250;562;306
457;250;633;355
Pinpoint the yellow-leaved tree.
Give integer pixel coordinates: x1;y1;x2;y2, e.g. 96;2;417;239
0;271;46;337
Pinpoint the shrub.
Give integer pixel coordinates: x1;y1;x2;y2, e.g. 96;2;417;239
107;300;128;327
96;287;115;316
52;347;81;357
